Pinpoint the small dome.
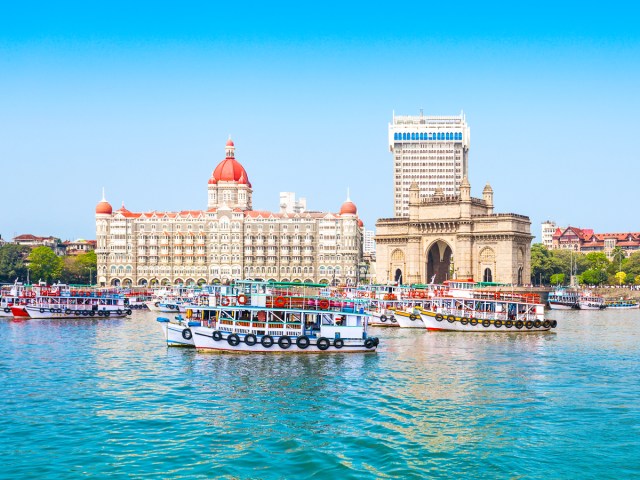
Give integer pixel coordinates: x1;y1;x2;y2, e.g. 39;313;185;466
358;219;364;228
340;200;357;215
483;183;493;192
209;139;250;185
96;200;112;215
226;138;235;147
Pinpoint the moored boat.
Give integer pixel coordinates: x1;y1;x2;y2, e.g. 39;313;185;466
548;288;579;310
157;315;201;347
604;300;639;309
578;292;606;310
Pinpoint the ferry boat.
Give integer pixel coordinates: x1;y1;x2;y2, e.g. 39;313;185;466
21;285;132;319
578;292;607;310
393;308;426;328
604;300;639;310
548;288;579;310
417;291;557;332
1;283;36;317
169;281;379;353
156;315;201;347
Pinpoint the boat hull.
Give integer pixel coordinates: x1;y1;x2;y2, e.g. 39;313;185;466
161;321;196;347
192;327;377;353
24;306;130;319
419;310;554;332
548;302;576;310
394;312;425;328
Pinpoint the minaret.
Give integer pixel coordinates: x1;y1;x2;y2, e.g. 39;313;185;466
460;176;471;219
483;182;494;214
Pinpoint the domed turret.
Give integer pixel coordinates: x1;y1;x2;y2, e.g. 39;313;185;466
209;137;251;186
96;190;112;215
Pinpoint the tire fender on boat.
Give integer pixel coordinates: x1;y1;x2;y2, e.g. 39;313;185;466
334;338;344;349
317;337;330;351
364;338;375;349
278;335;292;349
447;315;456;323
469;317;478;326
212;330;223;341
435;314;444;322
494;320;503;328
482;319;491;328
261;335;274;348
525;321;534;329
244;333;257;346
227;333;240;346
182;329;193;340
460;317;469;325
515;320;524;329
296;335;310;349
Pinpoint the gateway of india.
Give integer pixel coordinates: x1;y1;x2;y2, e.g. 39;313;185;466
375;112;532;285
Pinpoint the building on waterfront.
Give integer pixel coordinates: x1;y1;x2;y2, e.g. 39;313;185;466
62;239;96;256
388;111;470;217
541;220;557;248
375;179;533;285
279;192;307;214
95;139;364;287
363;229;376;255
13;234;65;255
550;225;640;258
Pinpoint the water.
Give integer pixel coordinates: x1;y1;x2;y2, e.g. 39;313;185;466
2;309;639;479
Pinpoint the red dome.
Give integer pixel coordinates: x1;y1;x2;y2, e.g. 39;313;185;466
211;158;250;185
340;200;357;215
96;200;112;215
358;219;364;227
226;138;235;147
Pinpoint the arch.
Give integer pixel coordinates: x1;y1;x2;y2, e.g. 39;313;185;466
483;268;493;282
138;278;148;286
394;269;403;285
303;278;313;283
281;278;290;282
426;240;453;284
318;278;329;284
292;278;302;283
110;278;121;286
391;249;405;261
149;278;159;286
517;267;523;285
160;278;171;286
174;278;184;285
185;278;195;286
122;278;132;287
197;278;207;285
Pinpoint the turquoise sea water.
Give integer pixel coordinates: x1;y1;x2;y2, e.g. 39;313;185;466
2;309;639;479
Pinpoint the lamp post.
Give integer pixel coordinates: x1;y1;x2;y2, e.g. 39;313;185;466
27;267;30;285
88;267;94;286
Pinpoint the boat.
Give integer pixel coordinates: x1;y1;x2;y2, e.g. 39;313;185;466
156;315;201;347
604;300;640;309
578;292;607;310
393;308;426;328
417;291;557;332
548;288;579;310
22;285;132;319
177;280;379;353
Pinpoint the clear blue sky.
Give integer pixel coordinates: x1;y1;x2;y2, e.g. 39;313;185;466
1;1;639;242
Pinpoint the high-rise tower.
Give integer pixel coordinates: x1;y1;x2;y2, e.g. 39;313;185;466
388;111;470;217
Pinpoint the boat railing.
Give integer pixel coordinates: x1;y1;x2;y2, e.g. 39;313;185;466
436;308;539;322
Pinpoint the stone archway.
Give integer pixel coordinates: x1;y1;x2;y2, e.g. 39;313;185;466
426;240;452;284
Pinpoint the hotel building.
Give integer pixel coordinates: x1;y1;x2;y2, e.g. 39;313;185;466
388;111;470;217
95;139;363;286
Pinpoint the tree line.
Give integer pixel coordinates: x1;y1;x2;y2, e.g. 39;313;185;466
0;244;97;285
531;244;639;286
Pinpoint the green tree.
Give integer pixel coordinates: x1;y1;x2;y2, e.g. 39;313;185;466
60;251;97;285
625;251;640;276
28;246;63;284
0;244;30;283
584;252;609;271
580;268;608;286
549;273;566;285
530;244;555;285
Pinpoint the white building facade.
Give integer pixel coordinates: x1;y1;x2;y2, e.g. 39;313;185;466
96;139;364;287
363;229;376;255
389;111;470;217
541;220;557;248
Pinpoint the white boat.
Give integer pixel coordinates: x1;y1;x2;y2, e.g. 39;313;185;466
393;309;426;328
418;292;557;332
578;292;606;310
548;288;579;310
22;286;132;319
177;280;379;354
156;315;201;347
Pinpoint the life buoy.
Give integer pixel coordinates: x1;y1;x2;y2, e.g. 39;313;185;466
237;294;247;305
318;299;330;310
227;333;240;346
244;333;257;346
221;297;230;306
494;320;503;328
515;320;524;329
182;329;192;340
435;314;444;322
317;337;330;351
261;335;274;348
278;335;292;349
212;330;223;341
296;335;310;349
460;317;469;325
274;296;286;308
447;315;455;323
482;319;491;328
364;338;375;349
334;338;344;349
525;321;534;330
505;320;513;328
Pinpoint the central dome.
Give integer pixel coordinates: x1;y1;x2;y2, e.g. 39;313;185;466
209;138;251;186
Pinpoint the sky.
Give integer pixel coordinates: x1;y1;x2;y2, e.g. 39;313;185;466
1;1;639;242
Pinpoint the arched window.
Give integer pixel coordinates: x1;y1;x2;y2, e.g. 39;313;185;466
483;268;493;283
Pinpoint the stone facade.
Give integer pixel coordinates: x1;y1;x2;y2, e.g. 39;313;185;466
96;140;363;287
375;179;532;285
